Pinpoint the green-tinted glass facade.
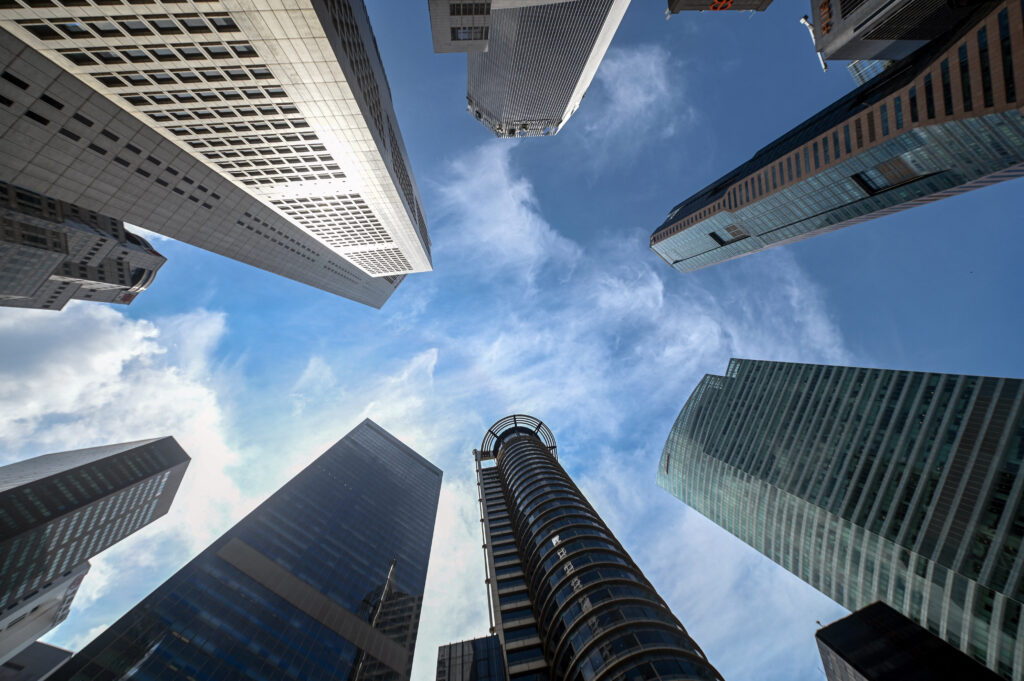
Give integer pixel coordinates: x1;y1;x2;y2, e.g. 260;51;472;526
659;360;1024;680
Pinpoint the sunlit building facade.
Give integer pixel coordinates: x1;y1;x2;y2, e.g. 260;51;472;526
659;359;1024;680
428;0;630;137
438;415;722;681
667;0;772;12
651;1;1024;274
0;0;431;308
0;437;189;665
49;419;442;681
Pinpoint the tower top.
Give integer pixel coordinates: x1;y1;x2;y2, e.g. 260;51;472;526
479;414;557;460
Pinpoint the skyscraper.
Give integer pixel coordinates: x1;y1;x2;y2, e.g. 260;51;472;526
816;602;1003;681
0;437;190;664
48;419;442;681
429;1;630;138
650;1;1024;274
667;0;772;13
438;414;722;681
658;359;1024;680
0;0;431;308
0;180;165;311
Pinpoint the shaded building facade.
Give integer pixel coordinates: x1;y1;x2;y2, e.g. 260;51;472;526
0;180;164;310
817;601;1003;681
49;419;442;681
0;438;189;665
0;0;431;308
667;0;772;12
439;0;630;137
0;642;73;681
658;359;1024;680
439;415;722;681
651;1;1024;274
436;636;506;681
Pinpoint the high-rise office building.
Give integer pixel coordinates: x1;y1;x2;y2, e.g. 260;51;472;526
650;1;1024;274
429;1;630;138
0;642;74;681
816;601;1003;681
658;359;1024;680
0;0;431;309
667;0;772;13
0;437;190;664
810;0;993;62
0;180;164;311
49;419;442;681
846;60;893;86
438;414;722;681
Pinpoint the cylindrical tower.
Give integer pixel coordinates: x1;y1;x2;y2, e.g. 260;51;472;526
480;415;722;681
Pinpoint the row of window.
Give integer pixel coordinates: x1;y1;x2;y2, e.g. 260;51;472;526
657;10;1019;243
17;13;238;41
1;0;217;8
56;40;257;66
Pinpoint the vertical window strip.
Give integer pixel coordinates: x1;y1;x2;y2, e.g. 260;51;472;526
787;156;793;182
940;59;954;115
813;141;820;169
923;74;936;119
822;136;830;164
804;147;810;174
909;86;920;122
833;130;840;158
855;118;864;148
958;44;974;112
771;164;777;189
867;111;877;142
844;124;852;153
795;153;802;178
998;9;1016;103
880;103;889;136
979;27;994;106
894;96;904;129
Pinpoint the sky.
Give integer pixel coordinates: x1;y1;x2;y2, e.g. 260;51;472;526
2;2;1024;680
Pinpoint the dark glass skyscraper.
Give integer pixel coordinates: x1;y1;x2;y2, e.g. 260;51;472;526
659;360;1024;680
49;419;442;681
438;415;722;681
0;437;189;664
650;1;1024;274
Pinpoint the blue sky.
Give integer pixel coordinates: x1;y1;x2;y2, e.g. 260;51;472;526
2;2;1023;680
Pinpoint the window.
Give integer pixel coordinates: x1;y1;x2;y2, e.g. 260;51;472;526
979;27;993;107
998;9;1016;103
867;111;876;142
880;103;889;136
787;156;793;182
909;86;919;122
894;96;904;129
451;26;488;41
923;74;935;119
939;60;953;115
855;118;863;148
958;45;973;112
119;20;151;35
813;141;820;169
843;125;851;154
822;136;829;164
210;16;239;32
24;24;62;40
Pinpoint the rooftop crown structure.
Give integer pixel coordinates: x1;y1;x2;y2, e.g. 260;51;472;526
0;0;431;308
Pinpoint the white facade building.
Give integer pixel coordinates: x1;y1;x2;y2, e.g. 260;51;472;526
0;0;430;308
429;0;631;138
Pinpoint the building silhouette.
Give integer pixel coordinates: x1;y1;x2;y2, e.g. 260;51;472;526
817;602;1003;681
651;1;1024;274
0;0;430;308
0;438;190;665
429;1;630;138
0;180;164;311
659;359;1024;680
48;419;441;681
438;415;722;681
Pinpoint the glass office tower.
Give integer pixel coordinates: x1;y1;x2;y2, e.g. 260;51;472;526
659;360;1024;680
0;437;189;664
650;1;1024;274
50;419;442;681
438;415;722;681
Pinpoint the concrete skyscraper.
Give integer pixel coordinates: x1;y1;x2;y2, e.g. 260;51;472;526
49;419;442;681
650;1;1024;274
0;180;164;311
667;0;772;13
0;437;190;665
438;415;722;681
428;1;630;138
0;0;431;308
658;359;1024;680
